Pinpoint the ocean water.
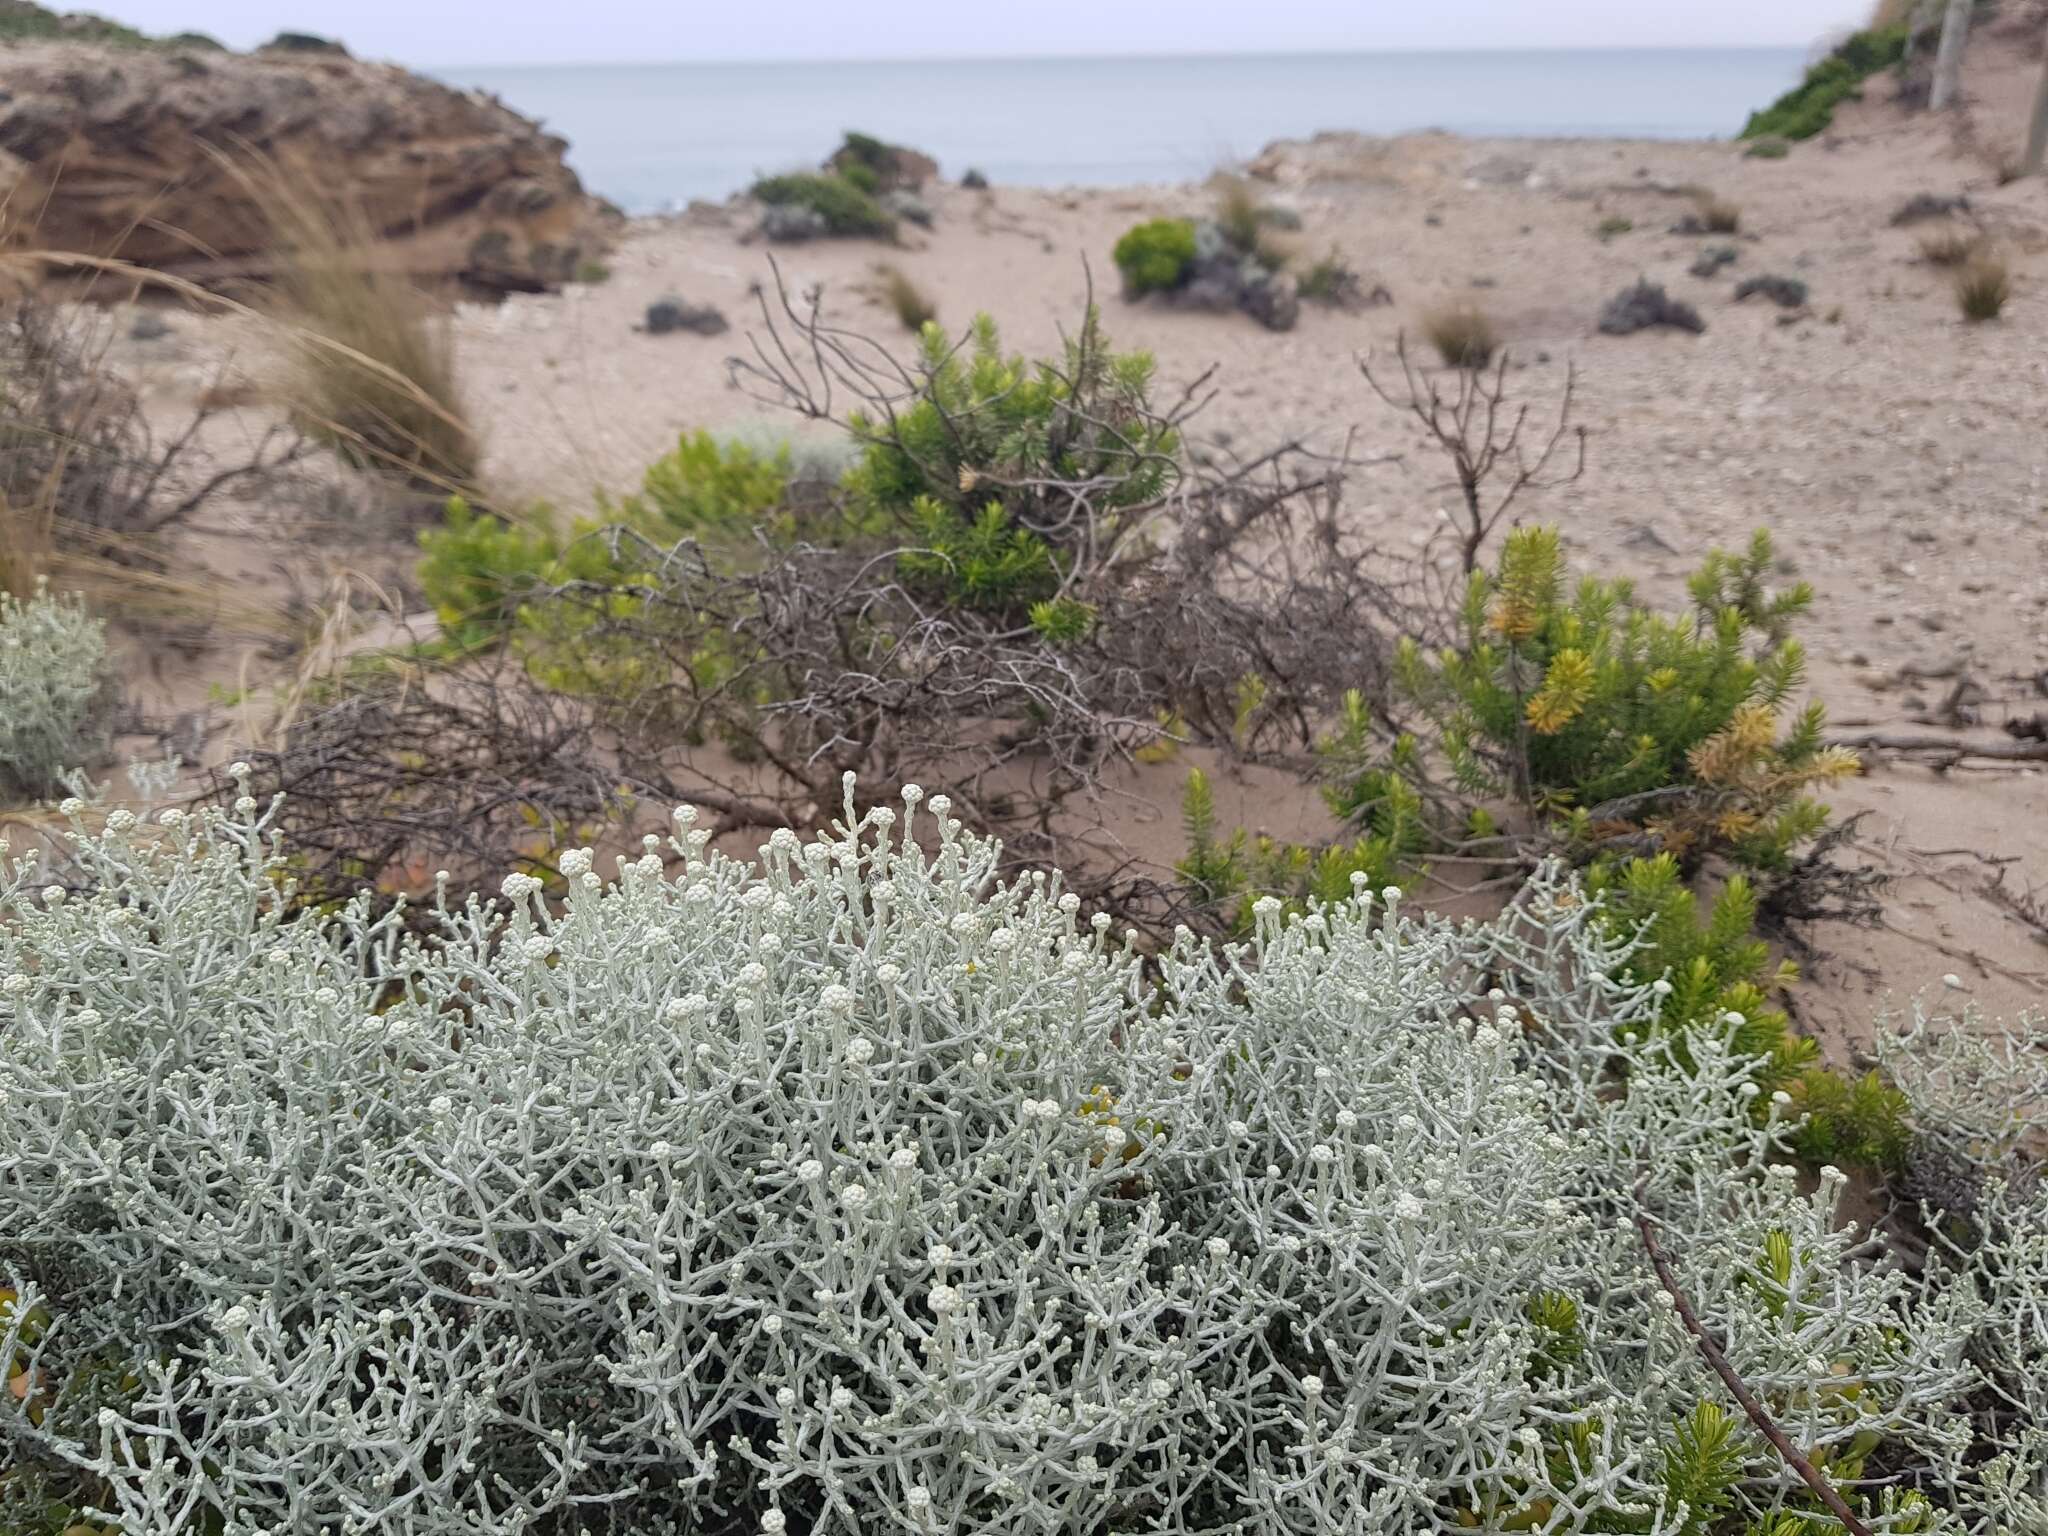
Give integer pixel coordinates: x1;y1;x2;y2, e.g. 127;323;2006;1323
446;49;1808;215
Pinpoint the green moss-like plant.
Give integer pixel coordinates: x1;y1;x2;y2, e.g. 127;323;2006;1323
1112;218;1197;296
750;173;896;238
1740;26;1907;141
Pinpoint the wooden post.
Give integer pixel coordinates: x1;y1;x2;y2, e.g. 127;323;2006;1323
1929;0;1972;111
2025;21;2048;173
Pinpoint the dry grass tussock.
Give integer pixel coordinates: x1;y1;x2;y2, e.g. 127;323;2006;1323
1419;303;1499;369
1917;224;1984;267
1954;253;2011;321
1694;192;1742;234
230;154;477;491
874;263;937;331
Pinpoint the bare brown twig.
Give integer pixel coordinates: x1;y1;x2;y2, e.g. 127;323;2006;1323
1633;1187;1877;1536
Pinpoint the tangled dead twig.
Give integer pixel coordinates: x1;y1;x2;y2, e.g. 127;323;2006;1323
1358;334;1587;573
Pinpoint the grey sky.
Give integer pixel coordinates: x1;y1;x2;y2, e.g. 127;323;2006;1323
91;0;1870;67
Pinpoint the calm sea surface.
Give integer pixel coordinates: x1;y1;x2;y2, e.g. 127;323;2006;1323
445;50;1808;214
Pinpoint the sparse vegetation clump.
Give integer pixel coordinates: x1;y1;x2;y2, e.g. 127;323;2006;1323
1740;23;1908;140
1694;193;1742;234
1595;214;1634;240
1598;280;1705;336
255;164;477;488
1297;247;1379;307
1419;302;1498;368
875;262;938;330
1111;216;1198;295
750;171;897;238
0;582;107;797
1916;224;1983;266
1953;254;2010;321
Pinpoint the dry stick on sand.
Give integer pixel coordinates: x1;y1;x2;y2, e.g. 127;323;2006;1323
1829;731;2048;764
1633;1188;1876;1536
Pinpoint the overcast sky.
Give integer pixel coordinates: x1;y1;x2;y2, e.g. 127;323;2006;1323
89;0;1869;68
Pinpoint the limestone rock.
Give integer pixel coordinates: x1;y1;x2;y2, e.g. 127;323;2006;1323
0;40;617;294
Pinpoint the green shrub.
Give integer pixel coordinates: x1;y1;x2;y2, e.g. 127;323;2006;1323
845;311;1177;612
1741;25;1907;140
838;161;881;196
1298;248;1362;304
604;429;792;546
417;498;557;647
750;172;896;238
1589;853;1910;1171
1112;218;1198;296
1596;215;1634;240
0;583;107;798
1387;526;1858;870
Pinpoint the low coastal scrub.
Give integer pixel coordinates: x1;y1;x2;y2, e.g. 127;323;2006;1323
1111;216;1197;295
2;783;2042;1533
1740;24;1907;140
1111;198;1300;329
750;171;897;238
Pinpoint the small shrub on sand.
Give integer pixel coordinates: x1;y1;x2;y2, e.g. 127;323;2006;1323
1694;193;1741;234
255;163;477;488
1595;215;1633;240
0;582;107;796
875;263;938;331
1112;217;1197;296
1419;303;1498;369
1954;254;2011;321
750;172;896;238
1917;225;1983;267
573;258;612;284
1388;524;1856;872
1298;249;1368;306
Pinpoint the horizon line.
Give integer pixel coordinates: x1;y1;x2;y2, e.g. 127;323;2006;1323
436;40;1820;73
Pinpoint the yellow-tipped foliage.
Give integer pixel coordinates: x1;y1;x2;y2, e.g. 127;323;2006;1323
1399;525;1851;871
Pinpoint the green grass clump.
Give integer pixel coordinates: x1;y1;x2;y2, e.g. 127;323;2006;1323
1179;756;1425;935
1596;215;1634;241
1740;25;1906;140
750;173;896;238
1112;218;1197;296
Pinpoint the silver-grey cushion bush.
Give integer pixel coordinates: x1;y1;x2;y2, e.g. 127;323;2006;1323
0;775;2041;1534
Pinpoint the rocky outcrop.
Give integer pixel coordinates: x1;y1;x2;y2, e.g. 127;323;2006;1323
0;39;617;293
